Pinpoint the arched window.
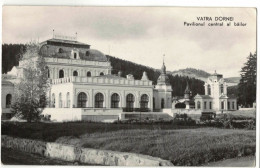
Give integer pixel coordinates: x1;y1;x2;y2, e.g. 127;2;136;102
77;92;87;108
95;93;104;108
111;93;120;108
86;51;90;56
58;48;63;53
140;94;149;109
197;101;201;109
161;98;165;109
66;92;70;108
100;72;104;76
220;84;224;94
52;93;55;108
59;93;62;108
73;71;78;76
59;70;64;78
208;85;211;95
126;94;135;111
6;94;12;108
74;53;77;59
87;71;91;77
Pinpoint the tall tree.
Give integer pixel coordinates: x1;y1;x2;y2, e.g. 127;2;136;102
11;44;50;122
238;52;257;107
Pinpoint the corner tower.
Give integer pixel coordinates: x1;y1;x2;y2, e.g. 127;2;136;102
205;71;228;110
154;57;172;110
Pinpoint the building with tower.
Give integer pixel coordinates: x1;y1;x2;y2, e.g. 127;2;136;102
183;82;192;109
1;33;173;121
153;60;173;110
194;71;237;112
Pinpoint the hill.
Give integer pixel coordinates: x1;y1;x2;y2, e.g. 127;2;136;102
224;77;241;84
172;68;210;82
171;68;240;86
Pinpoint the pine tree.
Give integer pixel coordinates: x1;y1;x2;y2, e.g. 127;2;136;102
11;44;50;122
238;52;257;107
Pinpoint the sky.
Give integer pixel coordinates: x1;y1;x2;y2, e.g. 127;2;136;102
2;6;256;77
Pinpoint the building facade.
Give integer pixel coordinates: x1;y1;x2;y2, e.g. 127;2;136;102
1;36;172;121
194;71;237;112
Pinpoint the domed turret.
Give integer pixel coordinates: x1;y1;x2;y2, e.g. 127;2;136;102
157;59;170;85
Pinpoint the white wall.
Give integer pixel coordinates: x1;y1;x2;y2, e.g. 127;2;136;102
42;108;82;122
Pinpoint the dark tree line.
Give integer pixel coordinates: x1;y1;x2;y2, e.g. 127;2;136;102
168;75;204;97
2;44;26;74
238;52;257;107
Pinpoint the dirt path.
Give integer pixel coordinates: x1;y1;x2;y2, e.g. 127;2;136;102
203;156;255;167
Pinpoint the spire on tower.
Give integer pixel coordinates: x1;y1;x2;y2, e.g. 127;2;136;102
161;54;166;74
185;80;190;93
163;54;165;65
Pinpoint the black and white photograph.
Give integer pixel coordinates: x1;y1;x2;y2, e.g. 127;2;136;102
1;5;257;167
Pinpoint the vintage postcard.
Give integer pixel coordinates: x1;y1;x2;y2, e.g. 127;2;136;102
1;6;257;167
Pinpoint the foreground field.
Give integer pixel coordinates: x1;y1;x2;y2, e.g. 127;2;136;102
1;148;76;165
1;122;200;141
2;122;256;166
55;128;255;166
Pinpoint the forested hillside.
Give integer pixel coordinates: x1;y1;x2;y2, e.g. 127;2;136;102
2;44;26;74
2;44;205;97
107;55;204;97
172;68;211;79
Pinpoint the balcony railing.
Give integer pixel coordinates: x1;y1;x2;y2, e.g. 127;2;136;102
123;108;151;112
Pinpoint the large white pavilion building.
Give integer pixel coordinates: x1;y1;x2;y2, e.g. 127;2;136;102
1;35;172;121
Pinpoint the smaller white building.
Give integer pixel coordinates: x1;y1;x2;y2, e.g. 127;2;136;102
1;80;14;119
194;71;237;112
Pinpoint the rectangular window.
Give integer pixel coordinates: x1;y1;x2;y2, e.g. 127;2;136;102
197;101;201;109
204;101;207;109
228;102;230;110
221;101;224;110
232;102;235;109
209;102;212;109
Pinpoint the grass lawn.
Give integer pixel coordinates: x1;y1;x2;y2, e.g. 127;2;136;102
1;121;201;142
226;109;256;119
55;128;255;166
2;122;256;166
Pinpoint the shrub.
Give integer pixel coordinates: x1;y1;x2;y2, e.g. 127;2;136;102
213;114;256;129
173;114;196;126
